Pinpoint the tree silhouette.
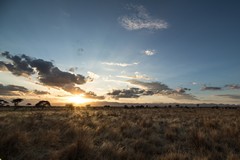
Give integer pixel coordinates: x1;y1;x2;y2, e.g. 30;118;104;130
35;101;51;109
26;103;32;106
11;98;23;106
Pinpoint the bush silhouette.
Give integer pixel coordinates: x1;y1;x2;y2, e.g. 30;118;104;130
35;101;51;109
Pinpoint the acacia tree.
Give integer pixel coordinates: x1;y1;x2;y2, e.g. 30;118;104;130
11;98;23;106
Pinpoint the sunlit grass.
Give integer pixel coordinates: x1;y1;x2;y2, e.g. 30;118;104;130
0;108;240;159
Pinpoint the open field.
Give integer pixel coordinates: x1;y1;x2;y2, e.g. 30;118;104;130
0;107;240;160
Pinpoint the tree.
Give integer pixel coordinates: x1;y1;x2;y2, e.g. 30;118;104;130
35;100;51;109
11;98;23;106
26;103;32;106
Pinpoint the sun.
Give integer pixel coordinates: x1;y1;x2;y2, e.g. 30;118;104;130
67;95;91;105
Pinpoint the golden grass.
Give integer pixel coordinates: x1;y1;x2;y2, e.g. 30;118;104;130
0;108;240;160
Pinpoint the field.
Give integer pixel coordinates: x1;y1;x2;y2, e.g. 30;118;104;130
0;107;240;160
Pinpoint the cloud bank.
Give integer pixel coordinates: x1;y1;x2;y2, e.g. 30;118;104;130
0;84;29;96
0;52;103;99
0;83;49;96
201;85;222;91
108;79;196;101
201;84;240;91
107;87;154;100
225;84;240;90
217;94;240;100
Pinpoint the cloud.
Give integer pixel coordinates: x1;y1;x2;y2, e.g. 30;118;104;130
117;72;150;80
0;52;35;76
62;83;85;94
107;87;154;100
201;85;222;91
128;80;171;93
175;87;191;93
119;4;168;30
191;82;198;85
69;67;78;72
0;51;103;99
0;52;86;87
0;83;29;96
102;62;139;67
224;84;240;90
129;80;196;100
144;50;156;56
84;91;105;100
87;71;100;80
0;61;8;71
33;90;50;95
62;83;104;99
166;93;197;101
0;83;51;96
217;94;240;100
107;79;196;100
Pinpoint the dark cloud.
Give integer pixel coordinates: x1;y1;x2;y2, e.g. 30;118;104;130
0;51;103;99
217;94;240;100
201;85;222;91
225;84;240;90
0;52;86;87
69;67;78;72
0;83;29;96
84;91;105;100
38;67;86;87
128;80;171;93
130;80;196;100
33;90;50;95
107;80;196;100
0;61;8;71
0;83;51;96
175;88;191;93
166;92;197;100
62;83;85;94
107;87;154;99
0;52;34;76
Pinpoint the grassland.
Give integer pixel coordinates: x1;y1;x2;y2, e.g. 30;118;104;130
0;107;240;160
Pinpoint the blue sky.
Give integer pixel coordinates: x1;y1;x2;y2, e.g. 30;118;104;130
0;0;240;105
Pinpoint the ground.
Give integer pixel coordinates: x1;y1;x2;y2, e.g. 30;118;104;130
0;107;240;160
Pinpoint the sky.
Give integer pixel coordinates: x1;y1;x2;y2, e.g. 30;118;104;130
0;0;240;105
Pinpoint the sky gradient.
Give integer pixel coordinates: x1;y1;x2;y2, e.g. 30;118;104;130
1;0;240;105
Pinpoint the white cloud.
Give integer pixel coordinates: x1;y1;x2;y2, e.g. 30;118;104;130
119;4;168;30
144;49;156;56
191;82;198;85
87;71;100;80
117;72;150;80
102;62;139;67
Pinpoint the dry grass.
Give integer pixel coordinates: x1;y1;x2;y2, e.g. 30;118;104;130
0;107;240;160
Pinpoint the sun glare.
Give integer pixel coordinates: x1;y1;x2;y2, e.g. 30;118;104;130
67;95;91;105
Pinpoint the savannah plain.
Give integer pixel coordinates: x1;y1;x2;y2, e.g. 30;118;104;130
0;107;240;160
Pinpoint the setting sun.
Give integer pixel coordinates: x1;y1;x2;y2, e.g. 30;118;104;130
67;95;91;105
